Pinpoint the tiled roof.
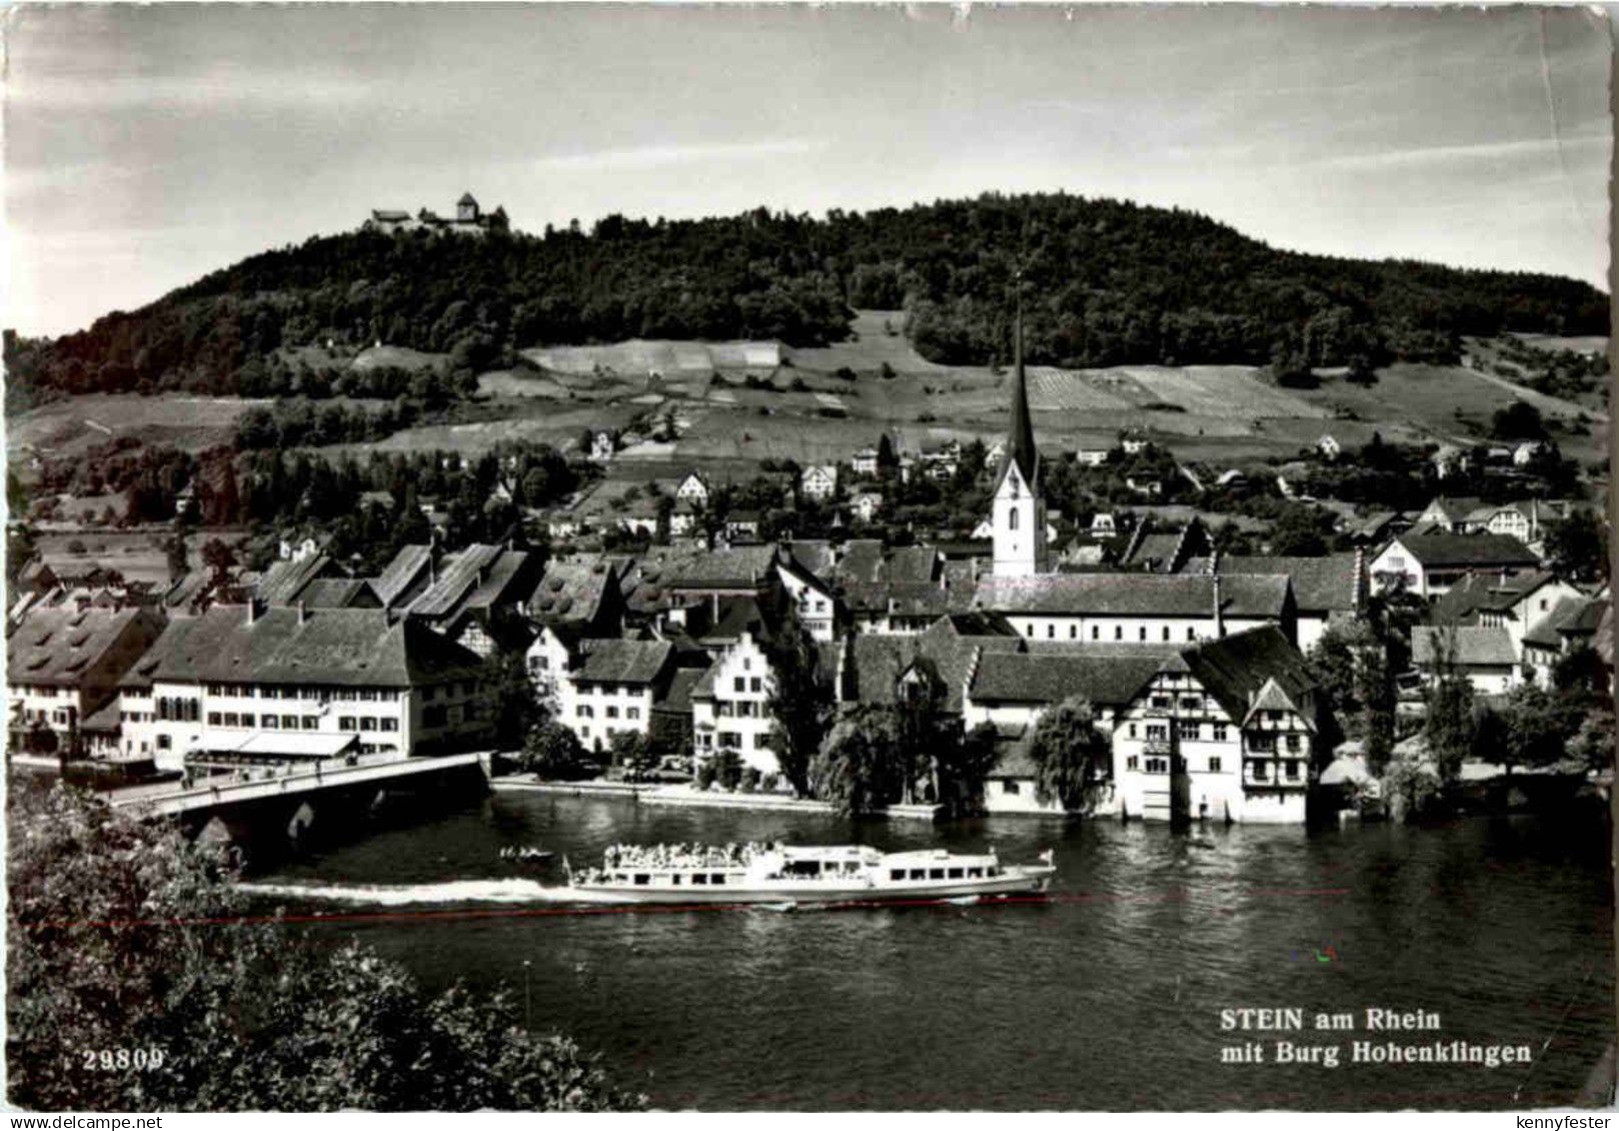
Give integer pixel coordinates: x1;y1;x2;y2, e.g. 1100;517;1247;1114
407;544;528;620
81;699;122;734
257;554;342;606
1395;533;1539;569
847;615;1024;713
7;606;164;689
832;540;886;585
1181;554;1361;614
125;606;484;688
1431;569;1557;625
974;572;1290;619
969;649;1168;707
644;545;778;590
1176;626;1321;729
298;578;381;609
654;667;705;715
1412;625;1518;668
886;547;941;583
372;544;434;608
533;556;615;622
575;639;672;685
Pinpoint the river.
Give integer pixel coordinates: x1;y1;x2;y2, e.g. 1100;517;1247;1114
247;792;1614;1110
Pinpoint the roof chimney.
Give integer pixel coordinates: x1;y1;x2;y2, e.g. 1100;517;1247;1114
298;599;307;625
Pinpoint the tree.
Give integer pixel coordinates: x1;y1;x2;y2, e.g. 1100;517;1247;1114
1026;697;1111;811
163;529;190;581
808;705;905;816
1307;620;1394;771
479;647;544;751
1267;504;1333;556
199;536;236;584
521;721;588;779
609;730;655;782
1422;629;1475;785
935;721;1002;817
1490;400;1547;441
1499;682;1571;771
762;607;833;797
1543;509;1609;584
7;784;642;1112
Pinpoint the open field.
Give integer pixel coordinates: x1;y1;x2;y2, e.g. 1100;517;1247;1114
1510;333;1609;356
9;394;268;461
351;344;447;371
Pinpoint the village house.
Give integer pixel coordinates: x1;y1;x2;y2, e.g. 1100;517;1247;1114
690;629;779;773
398;543;540;657
1430;568;1587;657
118;604;490;772
675;471;712;507
1111;626;1332;824
1410;625;1521;695
1368;532;1540;599
7;605;168;761
724;511;763;543
589;431;617;464
1176;552;1367;655
550;637;677;754
1317;434;1342;460
851;492;884;524
1074;448;1112;468
799;464;839;503
851;447;881;476
1520;595;1612;682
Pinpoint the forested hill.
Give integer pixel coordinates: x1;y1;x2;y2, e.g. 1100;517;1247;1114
6;192;1608;404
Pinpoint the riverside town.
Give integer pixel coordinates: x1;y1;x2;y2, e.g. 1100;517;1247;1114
3;2;1613;1118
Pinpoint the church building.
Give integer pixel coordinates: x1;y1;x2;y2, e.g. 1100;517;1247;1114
990;298;1049;578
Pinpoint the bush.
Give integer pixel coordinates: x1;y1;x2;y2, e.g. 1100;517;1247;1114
740;766;761;793
715;749;743;790
761;772;780;793
695;760;717;790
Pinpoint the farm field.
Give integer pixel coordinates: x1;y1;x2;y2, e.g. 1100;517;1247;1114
9;394;268;461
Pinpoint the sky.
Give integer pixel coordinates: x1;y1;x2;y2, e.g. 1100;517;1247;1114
4;3;1612;337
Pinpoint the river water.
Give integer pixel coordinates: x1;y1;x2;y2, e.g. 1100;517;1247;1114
248;792;1614;1111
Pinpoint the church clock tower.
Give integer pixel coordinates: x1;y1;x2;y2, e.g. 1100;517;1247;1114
991;288;1048;578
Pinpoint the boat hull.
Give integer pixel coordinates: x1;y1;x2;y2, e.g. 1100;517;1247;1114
565;866;1055;905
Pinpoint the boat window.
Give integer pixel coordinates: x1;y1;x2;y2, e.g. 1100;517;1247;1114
967;868;982;878
783;860;821;876
909;869;926;880
634;874;650;886
711;874;726;885
947;868;964;879
671;874;682;885
890;870;906;881
928;868;944;880
693;874;709;885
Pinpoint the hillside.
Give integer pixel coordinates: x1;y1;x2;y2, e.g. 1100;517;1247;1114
4;192;1608;411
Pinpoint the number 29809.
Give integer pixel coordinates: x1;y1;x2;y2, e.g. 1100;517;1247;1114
82;1048;164;1071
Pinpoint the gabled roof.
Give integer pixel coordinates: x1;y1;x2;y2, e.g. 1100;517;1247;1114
1394;533;1539;569
651;545;778;590
1181;554;1361;614
257;553;344;606
832;540;886;585
530;556;616;624
298;578;381;609
886;546;941;583
847;613;1024;713
783;541;836;580
969;649;1168;707
1411;625;1518;668
1173;625;1321;730
655;667;706;715
974;572;1291;619
1430;569;1559;625
372;544;435;608
126;606;484;688
7;606;164;688
574;639;673;685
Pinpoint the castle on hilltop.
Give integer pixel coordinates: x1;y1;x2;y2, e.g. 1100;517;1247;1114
364;193;509;236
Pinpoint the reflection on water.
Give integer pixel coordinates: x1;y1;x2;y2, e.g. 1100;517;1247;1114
252;795;1615;1111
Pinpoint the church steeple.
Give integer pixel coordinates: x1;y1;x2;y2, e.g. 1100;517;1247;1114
990;273;1049;578
1003;285;1039;491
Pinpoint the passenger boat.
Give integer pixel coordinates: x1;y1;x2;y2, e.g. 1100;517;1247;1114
562;843;1057;905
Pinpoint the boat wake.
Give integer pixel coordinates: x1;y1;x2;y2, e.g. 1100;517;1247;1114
235;878;613;907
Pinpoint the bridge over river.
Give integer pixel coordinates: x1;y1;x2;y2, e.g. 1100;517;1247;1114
107;751;496;851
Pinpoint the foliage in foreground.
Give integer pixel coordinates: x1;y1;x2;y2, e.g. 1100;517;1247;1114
6;784;643;1112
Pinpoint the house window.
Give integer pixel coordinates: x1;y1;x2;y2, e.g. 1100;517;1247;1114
1146;724;1167;742
1126;756;1139;772
1047;625;1055;639
1026;624;1034;638
1003;780;1021;796
1128;724;1137;738
1248;733;1275;752
606;706;619;719
1252;761;1270;781
1139;626;1147;641
1151;696;1171;709
1091;626;1099;641
1145;757;1169;774
1180;697;1200;711
1187;628;1196;641
626;707;640;720
1069;626;1077;639
1286;735;1301;752
1009;509;1019;531
1176;720;1199;741
1286;760;1302;781
1162;626;1171;641
1209;757;1223;773
750;678;762;693
1212;724;1228;742
1114;626;1123;641
734;678;745;693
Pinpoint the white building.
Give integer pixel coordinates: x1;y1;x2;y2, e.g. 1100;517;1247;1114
851;492;884;524
675;471;711;507
1369;533;1540;599
1111;627;1329;824
118;605;490;772
851;448;881;476
690;630;778;773
589;431;616;463
552;638;675;754
800;464;839;503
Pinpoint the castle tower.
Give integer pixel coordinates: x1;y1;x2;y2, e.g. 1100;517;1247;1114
990;286;1048;578
457;193;480;223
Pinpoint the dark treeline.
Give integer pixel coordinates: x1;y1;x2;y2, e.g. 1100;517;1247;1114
6;193;1607;408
